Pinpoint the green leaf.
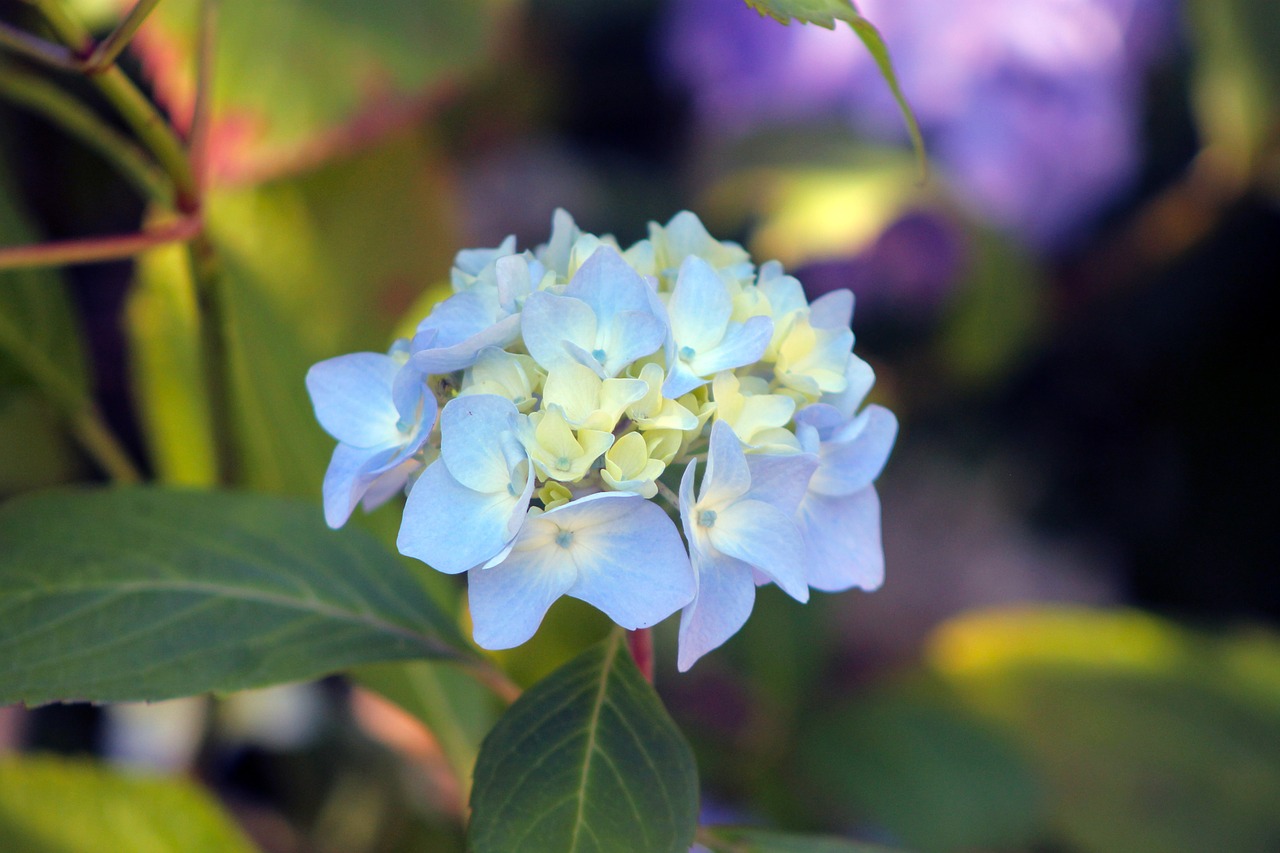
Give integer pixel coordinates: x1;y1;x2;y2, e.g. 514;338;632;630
798;686;1044;852
0;755;260;853
928;608;1280;853
700;826;903;853
740;0;926;179
469;631;699;853
127;0;500;178
0;486;471;706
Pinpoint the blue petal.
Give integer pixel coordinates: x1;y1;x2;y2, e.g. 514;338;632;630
700;420;751;508
677;550;757;672
564;245;654;320
397;459;533;574
466;525;579;650
556;494;696;628
798;486;884;592
745;452;819;514
306;353;400;447
668;256;732;353
809;289;854;329
520;291;597;372
409;313;521;376
709;499;808;603
322;442;399;528
438;395;523;494
689;315;773;378
810;405;899;496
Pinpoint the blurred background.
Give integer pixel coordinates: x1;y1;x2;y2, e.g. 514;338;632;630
1;0;1278;850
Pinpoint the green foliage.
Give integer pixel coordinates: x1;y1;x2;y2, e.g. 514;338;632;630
798;686;1044;852
353;660;498;798
123;0;498;177
0;755;259;853
469;632;699;853
0;156;89;493
739;0;925;178
203;133;458;497
0;486;471;706
700;826;903;853
1188;0;1280;179
928;609;1280;853
126;238;218;486
938;227;1045;385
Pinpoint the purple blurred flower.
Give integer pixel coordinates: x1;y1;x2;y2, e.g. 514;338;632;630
796;210;968;318
663;0;1176;248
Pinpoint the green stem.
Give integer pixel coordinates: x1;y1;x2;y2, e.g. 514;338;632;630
0;64;173;205
31;0;199;211
0;216;201;270
81;0;162;74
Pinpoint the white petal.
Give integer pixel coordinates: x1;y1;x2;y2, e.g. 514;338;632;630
677;551;757;672
397;460;529;574
520;291;597;372
710;499;809;602
439;395;523;494
798;486;884;592
811;405;898;496
306;353;399;447
551;494;695;628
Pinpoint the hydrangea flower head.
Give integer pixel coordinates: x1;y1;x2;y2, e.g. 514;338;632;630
306;210;897;669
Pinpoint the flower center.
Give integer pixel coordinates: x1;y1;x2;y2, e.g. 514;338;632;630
555;455;572;471
679;345;696;361
592;348;607;363
697;509;717;528
554;529;574;549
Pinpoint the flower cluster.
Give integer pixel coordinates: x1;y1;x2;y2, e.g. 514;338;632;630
306;211;896;670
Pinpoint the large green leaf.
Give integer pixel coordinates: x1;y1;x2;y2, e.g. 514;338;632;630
0;755;259;853
0;486;471;706
740;0;925;178
700;826;903;853
928;608;1280;853
122;0;501;179
469;631;699;853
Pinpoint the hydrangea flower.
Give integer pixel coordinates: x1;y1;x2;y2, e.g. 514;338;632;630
307;210;896;669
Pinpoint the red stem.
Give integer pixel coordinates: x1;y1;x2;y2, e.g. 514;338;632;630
626;628;654;683
0;215;201;269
